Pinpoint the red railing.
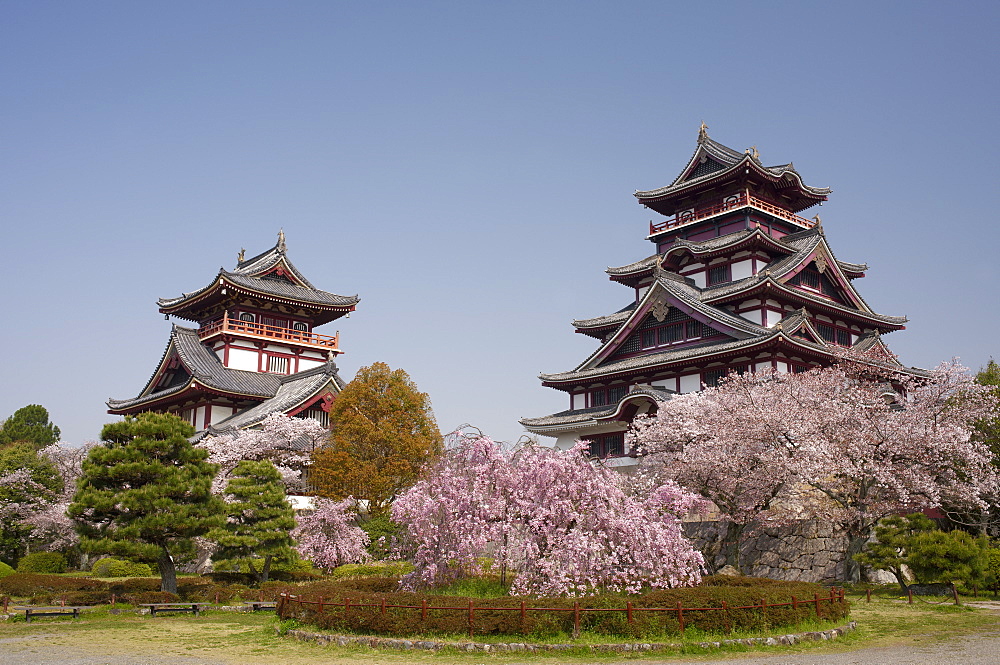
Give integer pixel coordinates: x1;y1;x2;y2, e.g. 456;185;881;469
278;587;846;639
649;193;817;235
198;313;339;350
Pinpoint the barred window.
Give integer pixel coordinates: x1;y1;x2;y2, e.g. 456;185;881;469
641;329;657;348
703;369;727;387
293;322;308;332
588;433;626;458
590;389;607;407
267;356;289;374
817;323;836;342
659;323;683;344
708;264;731;285
836;329;853;346
239;312;255;322
608;385;627;403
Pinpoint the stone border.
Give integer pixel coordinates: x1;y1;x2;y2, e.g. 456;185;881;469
283;620;857;653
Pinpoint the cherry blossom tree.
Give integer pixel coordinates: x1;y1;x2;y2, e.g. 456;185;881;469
631;356;999;582
23;441;97;551
291;497;369;571
393;433;704;596
198;413;327;493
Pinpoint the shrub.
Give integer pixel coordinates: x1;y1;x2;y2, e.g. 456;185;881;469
329;561;413;580
17;552;67;574
92;557;154;578
0;573;105;597
277;575;848;639
124;591;179;605
0;561;14;579
107;577;160;595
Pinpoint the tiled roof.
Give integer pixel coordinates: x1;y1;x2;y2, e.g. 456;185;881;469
572;303;636;329
107;326;282;410
520;386;674;430
635;135;831;201
207;362;345;433
606;254;660;276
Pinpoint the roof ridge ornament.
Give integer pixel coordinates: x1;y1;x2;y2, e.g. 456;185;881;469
745;145;760;160
277;228;286;253
237;248;245;263
813;214;824;235
698;121;708;143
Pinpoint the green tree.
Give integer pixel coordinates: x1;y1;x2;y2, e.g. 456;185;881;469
311;362;442;515
908;529;988;587
854;513;936;592
0;405;61;450
975;359;1000;461
68;413;223;593
208;459;296;585
0;442;62;564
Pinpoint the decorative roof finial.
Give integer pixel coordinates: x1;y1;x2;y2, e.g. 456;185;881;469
698;121;709;142
237;248;245;263
812;214;824;235
751;145;759;160
277;228;286;252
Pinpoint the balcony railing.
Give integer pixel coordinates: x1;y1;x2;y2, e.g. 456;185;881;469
198;313;340;350
648;192;817;235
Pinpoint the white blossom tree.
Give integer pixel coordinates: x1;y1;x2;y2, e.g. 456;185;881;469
291;497;369;571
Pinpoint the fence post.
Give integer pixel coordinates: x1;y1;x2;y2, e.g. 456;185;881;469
344;598;350;616
318;597;324;615
421;598;427;621
814;593;820;617
573;602;580;639
760;597;766;611
468;600;475;639
626;601;633;624
676;601;685;634
908;588;913;604
381;597;386;615
952;584;961;606
111;594;116;607
722;601;730;634
215;591;220;605
520;600;526;623
866;588;871;603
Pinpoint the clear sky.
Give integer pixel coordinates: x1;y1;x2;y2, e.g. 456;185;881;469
2;1;998;446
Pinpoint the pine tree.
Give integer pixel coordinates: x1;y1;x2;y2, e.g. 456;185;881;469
311;362;442;514
68;413;223;593
208;459;296;584
0;405;61;450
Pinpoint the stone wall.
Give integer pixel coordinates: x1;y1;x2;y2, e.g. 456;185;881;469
683;520;849;582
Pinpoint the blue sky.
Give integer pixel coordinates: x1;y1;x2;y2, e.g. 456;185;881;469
2;1;998;445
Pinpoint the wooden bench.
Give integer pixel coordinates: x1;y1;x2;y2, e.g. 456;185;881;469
13;605;89;623
139;602;207;617
242;601;277;612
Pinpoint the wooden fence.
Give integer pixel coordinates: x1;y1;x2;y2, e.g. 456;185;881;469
278;588;847;638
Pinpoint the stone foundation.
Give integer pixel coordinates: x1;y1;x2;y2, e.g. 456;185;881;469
684;520;850;582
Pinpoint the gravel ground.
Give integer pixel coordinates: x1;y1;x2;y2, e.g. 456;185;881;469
0;634;228;665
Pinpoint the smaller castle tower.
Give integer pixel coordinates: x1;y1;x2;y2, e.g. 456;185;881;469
108;231;359;434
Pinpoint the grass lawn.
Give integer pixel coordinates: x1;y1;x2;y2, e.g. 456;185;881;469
0;593;998;664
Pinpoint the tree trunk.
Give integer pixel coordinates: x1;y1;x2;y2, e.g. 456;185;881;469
259;555;273;585
721;521;745;572
843;532;869;584
157;548;177;594
892;566;909;594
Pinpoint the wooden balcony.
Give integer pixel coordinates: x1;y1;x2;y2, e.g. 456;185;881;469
649;192;817;235
198;314;340;351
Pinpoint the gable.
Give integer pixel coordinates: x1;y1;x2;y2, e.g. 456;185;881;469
601;310;726;365
684;156;727;181
149;353;192;394
786;261;851;305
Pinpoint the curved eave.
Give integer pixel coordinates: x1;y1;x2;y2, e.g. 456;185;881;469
541;331;840;387
521;389;671;434
635;156;830;214
107;379;268;414
663;228;793;265
158;274;359;320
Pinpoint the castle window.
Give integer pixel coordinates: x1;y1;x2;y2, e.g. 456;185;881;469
703;369;727;387
239;312;255;323
708;264;731;285
608;385;627;403
587;433;626;458
659;323;683;345
267;356;289;374
836;329;853;346
590;389;607;407
293;322;308;332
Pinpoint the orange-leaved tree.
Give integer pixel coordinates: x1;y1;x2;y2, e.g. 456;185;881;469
310;362;442;515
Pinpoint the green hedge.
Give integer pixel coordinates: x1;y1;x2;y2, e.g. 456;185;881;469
92;557;154;578
277;575;849;639
17;552;67;574
0;561;14;579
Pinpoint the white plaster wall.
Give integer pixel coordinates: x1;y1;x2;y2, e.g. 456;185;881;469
775;361;789;373
210;407;228;426
264;344;292;354
301;350;325;359
571;393;586;410
637;286;649;300
766;310;784;327
755;361;772;372
227;347;259;372
739;308;761;323
652;379;676;392
690;272;706;288
298;358;323;371
730;260;753;281
679;374;701;393
194;406;206;428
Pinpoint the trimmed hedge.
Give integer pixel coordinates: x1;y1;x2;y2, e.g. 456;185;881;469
0;561;14;579
0;573;105;596
92;557;154;578
17;552;67;574
277;575;849;639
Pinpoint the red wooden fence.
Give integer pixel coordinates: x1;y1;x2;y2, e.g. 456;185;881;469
278;587;846;639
